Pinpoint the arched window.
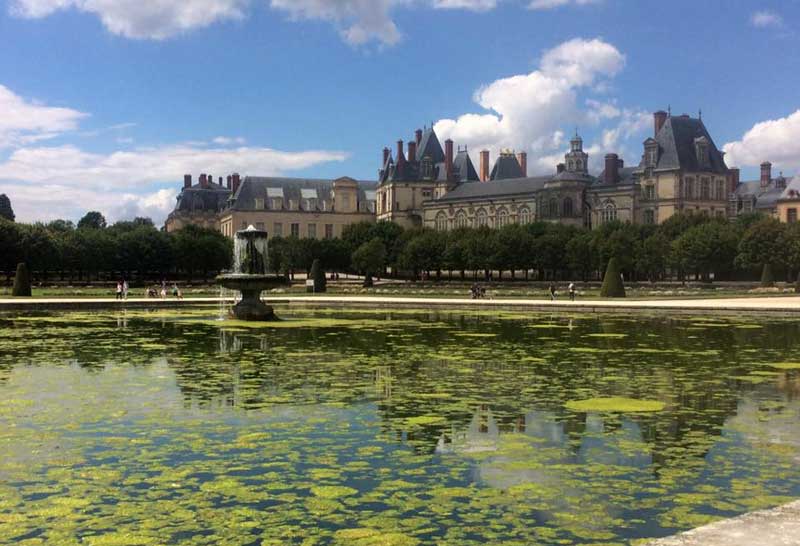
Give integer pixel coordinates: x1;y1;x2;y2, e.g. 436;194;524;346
567;161;574;171
475;208;488;227
601;202;617;223
497;207;509;227
435;211;448;231
455;210;468;229
518;206;532;224
563;197;573;217
548;198;559;218
575;159;582;171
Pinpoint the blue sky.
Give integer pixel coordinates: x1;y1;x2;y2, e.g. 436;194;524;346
1;0;799;223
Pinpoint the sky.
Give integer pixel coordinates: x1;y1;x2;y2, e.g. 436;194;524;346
1;0;799;225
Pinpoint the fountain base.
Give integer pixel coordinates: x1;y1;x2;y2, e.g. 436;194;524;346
216;274;287;321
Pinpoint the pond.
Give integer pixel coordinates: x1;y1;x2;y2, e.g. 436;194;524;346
1;308;799;545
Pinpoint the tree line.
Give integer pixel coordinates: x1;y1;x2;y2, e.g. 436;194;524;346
0;212;231;283
271;212;800;285
3;209;799;286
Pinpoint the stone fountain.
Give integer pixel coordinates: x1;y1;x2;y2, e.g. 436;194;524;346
216;225;286;321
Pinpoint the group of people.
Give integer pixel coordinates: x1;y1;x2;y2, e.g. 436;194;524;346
549;282;577;301
115;280;182;299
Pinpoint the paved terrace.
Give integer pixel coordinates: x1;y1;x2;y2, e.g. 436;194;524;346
1;295;800;315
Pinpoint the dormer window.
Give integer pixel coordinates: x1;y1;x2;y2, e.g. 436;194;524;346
644;140;659;167
421;156;433;180
694;136;710;168
254;198;265;210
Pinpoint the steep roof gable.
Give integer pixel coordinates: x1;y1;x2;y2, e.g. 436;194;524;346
642;115;728;174
417;127;445;164
490;153;524;180
453;150;480;182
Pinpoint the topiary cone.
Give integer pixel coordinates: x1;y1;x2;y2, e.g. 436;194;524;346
600;257;626;298
309;259;327;293
12;262;32;297
760;263;774;288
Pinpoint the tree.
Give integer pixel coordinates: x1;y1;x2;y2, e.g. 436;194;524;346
78;211;107;230
352;238;386;287
0;219;21;281
309;259;327;293
736;218;788;276
398;230;445;278
672;221;738;282
600;257;626;298
637;232;670;282
566;231;596;281
0;194;15;222
12;263;32;296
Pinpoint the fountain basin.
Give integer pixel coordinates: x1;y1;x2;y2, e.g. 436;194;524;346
217;273;287;321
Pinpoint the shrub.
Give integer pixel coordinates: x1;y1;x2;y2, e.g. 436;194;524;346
12;262;32;297
760;263;774;287
600;257;626;298
309;258;326;293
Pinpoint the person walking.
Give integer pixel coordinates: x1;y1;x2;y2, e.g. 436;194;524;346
568;282;576;301
549;283;556;301
115;281;123;300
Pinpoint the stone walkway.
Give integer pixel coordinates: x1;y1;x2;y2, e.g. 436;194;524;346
1;295;800;315
645;500;800;545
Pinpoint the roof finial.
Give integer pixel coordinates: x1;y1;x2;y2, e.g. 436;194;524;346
667;105;671;116
698;108;702;120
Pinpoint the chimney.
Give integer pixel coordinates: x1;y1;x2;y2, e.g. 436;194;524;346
617;157;624;169
382;147;390;166
226;175;232;190
415;128;423;146
480;150;490;182
396;140;405;162
232;173;241;194
557;163;566;174
408;140;417;162
730;167;740;193
395;140;406;178
604;153;619;185
183;174;192;189
760;161;772;188
654;110;668;136
199;174;208;188
445;139;454;181
207;174;213;188
517;152;527;177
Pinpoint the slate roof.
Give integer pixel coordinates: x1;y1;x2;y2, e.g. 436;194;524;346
638;115;729;174
734;179;784;210
490;154;524;180
433;176;550;203
174;183;231;213
417;127;445;164
229;177;377;212
779;176;800;200
593;166;639;188
452;150;480;183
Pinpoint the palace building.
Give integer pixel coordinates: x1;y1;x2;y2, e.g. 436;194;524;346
378;111;794;231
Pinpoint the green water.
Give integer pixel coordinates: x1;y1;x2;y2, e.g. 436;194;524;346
1;308;799;545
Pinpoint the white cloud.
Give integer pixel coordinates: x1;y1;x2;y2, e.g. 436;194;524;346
0;142;349;223
723;110;800;171
432;0;498;10
212;136;247;145
528;0;601;10
0;84;88;149
750;10;782;28
434;38;634;174
10;0;248;40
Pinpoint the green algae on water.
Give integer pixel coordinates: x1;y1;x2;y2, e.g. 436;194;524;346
565;397;666;413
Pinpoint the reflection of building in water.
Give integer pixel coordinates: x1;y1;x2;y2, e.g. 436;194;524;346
218;330;243;354
373;366;393;400
436;405;502;454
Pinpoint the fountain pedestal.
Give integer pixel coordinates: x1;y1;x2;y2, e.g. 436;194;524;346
216;274;286;321
217;226;286;321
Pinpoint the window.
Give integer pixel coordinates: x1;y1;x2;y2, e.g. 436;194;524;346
308;223;316;238
290;223;300;237
325;224;334;239
254;198;265;210
256;222;265;231
701;178;710;200
548;198;559;218
562;197;573;217
422;190;432;198
518;206;532;224
716;180;725;200
601;202;617;223
435;211;448;231
789;208;798;224
685;178;694;199
644;209;655;224
273;222;283;237
567;160;574;171
455;210;468;228
644;185;655;200
270;198;283;210
497;208;509;227
475;209;488;227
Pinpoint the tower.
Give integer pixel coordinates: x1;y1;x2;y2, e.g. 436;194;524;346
565;133;588;174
